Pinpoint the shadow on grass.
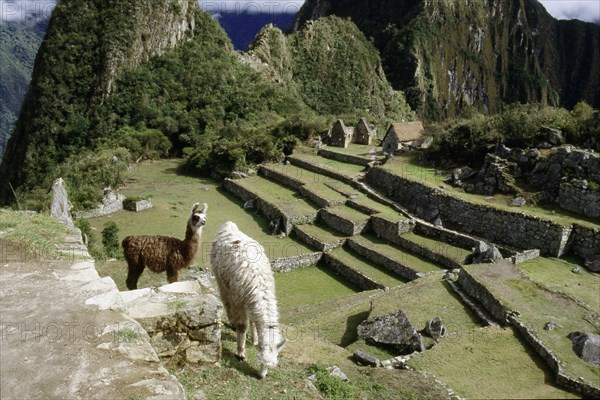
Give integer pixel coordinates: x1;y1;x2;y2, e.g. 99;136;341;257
441;279;486;327
339;310;370;347
221;328;262;379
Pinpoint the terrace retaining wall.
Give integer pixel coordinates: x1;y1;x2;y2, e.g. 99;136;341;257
318;148;373;166
320;209;370;236
346;239;421;280
288;156;356;185
569;224;600;259
272;252;323;272
293;226;346;252
322;253;385;291
366;167;572;257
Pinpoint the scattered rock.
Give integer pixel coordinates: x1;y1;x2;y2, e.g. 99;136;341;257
434;217;443;227
543;127;565;146
243;199;255;210
572;266;582;274
567;332;600;366
584;256;600;273
510;197;527;207
452;166;477;182
465;241;503;264
544;321;560;331
352;349;381;367
357;310;424;354
423;317;447;340
327;365;349;381
348;193;360;200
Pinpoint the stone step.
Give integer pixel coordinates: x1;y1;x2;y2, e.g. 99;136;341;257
396;232;470;269
293;223;347;252
223;177;318;234
299;182;347;208
347;235;445;279
320;206;371;236
323;247;407;290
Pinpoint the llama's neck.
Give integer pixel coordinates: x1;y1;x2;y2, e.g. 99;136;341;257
182;225;202;261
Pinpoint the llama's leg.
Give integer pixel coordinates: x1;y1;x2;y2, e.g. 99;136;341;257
126;262;145;290
236;320;248;361
250;321;258;346
166;267;179;284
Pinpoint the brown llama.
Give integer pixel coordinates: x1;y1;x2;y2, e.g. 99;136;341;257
122;203;208;290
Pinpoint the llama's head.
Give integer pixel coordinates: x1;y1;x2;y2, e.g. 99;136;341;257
189;203;208;232
259;330;286;379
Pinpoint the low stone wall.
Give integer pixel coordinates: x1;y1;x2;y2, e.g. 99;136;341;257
346;239;421;281
558;183;600;219
123;199;153;212
123;282;223;366
569;224;600;259
299;186;344;208
395;236;462;270
293;226;346;252
288;155;356;185
318;148;372;166
320;209;369;236
259;165;304;190
370;216;415;243
414;222;478;252
322;253;385;290
272;252;323;272
511;249;541;264
457;268;508;324
367;167;572;256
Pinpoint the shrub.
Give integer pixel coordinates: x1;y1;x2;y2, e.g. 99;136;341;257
75;219;106;260
101;221;120;258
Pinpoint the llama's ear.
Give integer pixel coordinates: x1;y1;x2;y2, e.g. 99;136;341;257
201;203;208;214
191;202;200;214
276;338;286;353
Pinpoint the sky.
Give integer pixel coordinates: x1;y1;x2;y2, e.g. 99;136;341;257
0;0;598;24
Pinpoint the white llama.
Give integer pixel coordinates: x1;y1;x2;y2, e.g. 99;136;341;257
211;221;286;378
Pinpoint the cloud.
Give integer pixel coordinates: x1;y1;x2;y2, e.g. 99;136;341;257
199;1;304;15
0;0;55;23
539;0;600;23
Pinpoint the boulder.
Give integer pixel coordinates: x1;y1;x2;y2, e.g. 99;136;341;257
465;241;503;264
50;178;75;228
423;317;447;340
544;321;559;331
584;255;600;273
357;310;424;354
567;332;600;366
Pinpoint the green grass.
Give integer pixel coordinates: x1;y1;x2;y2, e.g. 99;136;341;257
263;163;339;186
517;257;600;313
302;182;348;205
381;154;599;228
0;209;71;260
291;149;367;178
464;262;600;387
275;265;358;312
88;160;313;289
349;195;405;219
353;235;445;273
293;223;347;244
328;247;407;289
234;176;319;218
326;205;371;223
320;143;386;161
408;326;579;399
401;231;470;264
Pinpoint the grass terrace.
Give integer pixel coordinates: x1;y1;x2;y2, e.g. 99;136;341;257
464;261;600;386
328;246;408;289
401;231;471;264
353;234;445;274
290;148;367;179
517;257;600;313
319;143;386;161
381;154;599;229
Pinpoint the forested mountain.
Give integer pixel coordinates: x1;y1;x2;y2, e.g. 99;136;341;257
0;0;407;206
294;0;600;119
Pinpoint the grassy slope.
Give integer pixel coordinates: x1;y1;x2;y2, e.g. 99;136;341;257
89;160;312;290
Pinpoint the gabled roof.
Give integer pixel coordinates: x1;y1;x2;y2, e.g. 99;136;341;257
386;121;424;142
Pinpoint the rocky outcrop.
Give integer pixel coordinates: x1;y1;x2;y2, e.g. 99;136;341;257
357;310;424;354
464;241;504;264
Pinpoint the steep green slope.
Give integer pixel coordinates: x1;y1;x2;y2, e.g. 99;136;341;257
245;17;412;122
0;0;410;208
0;21;47;158
295;0;600;119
